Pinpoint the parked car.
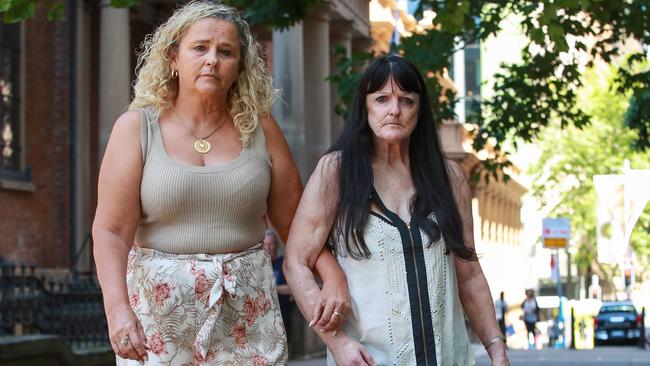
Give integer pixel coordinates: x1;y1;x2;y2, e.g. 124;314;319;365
593;301;642;345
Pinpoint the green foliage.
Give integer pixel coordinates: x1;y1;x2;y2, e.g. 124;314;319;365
327;46;374;120
0;0;318;30
528;64;650;276
45;1;62;20
222;0;320;30
0;0;38;23
0;0;141;22
617;53;650;151
110;0;140;8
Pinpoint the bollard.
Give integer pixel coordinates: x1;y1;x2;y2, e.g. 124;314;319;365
570;307;576;350
640;306;646;349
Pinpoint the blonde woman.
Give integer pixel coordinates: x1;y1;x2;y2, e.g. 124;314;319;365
93;1;349;364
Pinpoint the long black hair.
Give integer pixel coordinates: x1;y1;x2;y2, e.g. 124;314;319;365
328;55;477;261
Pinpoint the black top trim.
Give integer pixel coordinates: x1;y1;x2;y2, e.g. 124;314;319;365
369;210;394;226
371;190;437;366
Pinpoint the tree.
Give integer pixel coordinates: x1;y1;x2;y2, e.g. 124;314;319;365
7;0;649;170
331;0;650;181
528;63;650;288
0;0;320;29
0;0;142;22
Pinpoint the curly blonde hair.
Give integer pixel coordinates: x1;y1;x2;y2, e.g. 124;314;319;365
130;0;276;145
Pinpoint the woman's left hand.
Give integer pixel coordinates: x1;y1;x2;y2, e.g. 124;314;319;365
311;276;351;333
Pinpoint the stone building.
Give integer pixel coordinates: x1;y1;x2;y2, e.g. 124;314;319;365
0;0;370;273
0;0;369;358
1;0;527;356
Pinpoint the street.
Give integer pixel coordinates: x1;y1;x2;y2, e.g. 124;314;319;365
288;346;650;366
477;346;649;366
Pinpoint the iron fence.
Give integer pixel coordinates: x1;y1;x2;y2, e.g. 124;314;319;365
0;261;109;350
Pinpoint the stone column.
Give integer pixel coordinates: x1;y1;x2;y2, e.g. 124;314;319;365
74;1;93;272
480;189;490;243
351;36;371;55
505;197;512;236
351;36;372;72
303;7;331;172
489;192;497;244
496;191;504;244
507;200;514;243
272;25;306;180
329;20;353;143
472;197;482;251
99;2;131;161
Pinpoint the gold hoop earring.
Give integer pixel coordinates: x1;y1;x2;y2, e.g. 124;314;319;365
172;69;178;78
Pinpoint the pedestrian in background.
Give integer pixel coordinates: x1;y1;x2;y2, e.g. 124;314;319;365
521;289;540;350
264;229;294;345
495;291;508;347
284;55;509;366
92;1;349;364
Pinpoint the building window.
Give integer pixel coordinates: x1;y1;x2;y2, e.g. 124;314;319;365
0;22;21;174
464;42;481;124
449;39;482;124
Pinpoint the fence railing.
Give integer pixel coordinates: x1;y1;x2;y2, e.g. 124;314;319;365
0;261;108;350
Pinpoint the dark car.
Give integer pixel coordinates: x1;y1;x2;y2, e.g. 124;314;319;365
594;301;642;345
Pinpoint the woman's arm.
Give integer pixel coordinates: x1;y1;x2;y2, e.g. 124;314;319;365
448;161;508;365
261;116;350;331
92;110;147;361
283;153;374;365
280;153;339;323
312;248;350;331
260;115;303;242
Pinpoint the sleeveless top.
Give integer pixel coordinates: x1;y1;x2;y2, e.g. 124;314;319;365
328;192;475;366
134;107;271;254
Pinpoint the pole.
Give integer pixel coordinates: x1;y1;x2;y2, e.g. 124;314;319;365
556;249;565;349
640;307;646;349
566;249;573;299
570;307;576;350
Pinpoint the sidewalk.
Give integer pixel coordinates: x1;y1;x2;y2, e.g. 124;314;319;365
288;343;488;365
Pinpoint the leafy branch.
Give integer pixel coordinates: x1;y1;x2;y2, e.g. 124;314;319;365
329;0;650;182
0;0;320;30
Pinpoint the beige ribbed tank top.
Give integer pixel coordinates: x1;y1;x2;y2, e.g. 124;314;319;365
134;107;271;254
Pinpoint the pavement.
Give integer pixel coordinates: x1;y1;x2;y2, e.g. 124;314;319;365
288;344;648;365
476;346;649;366
288;343;488;365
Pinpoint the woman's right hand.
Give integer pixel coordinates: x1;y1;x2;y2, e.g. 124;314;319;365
329;334;375;366
310;276;351;333
107;303;148;361
310;248;351;333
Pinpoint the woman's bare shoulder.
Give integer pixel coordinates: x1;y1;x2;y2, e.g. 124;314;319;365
316;151;341;174
445;159;468;185
112;109;143;136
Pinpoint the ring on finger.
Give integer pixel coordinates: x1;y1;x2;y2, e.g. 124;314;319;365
333;310;342;316
119;336;130;348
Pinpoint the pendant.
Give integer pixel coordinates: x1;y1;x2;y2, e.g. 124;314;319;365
194;138;212;154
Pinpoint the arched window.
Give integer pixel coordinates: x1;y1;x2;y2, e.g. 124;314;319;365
0;22;21;175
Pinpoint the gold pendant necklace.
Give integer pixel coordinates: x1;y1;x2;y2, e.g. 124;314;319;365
173;105;227;154
194;139;212;154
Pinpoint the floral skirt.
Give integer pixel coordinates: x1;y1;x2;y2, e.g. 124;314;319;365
116;243;288;366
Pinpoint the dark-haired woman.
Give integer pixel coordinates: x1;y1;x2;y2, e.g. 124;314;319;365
284;55;508;366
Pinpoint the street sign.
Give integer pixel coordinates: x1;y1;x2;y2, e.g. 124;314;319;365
542;217;571;349
544;238;568;248
542;218;571;249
